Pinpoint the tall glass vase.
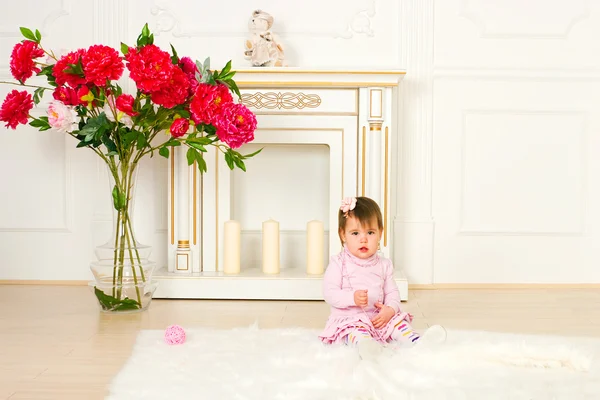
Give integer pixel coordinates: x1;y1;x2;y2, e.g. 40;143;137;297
90;160;157;313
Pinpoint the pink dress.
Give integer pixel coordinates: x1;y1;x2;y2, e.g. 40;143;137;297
318;247;413;344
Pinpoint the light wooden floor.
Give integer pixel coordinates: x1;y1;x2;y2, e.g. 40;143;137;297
2;285;600;399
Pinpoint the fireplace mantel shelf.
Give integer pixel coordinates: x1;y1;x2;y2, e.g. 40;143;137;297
154;69;408;301
232;68;406;88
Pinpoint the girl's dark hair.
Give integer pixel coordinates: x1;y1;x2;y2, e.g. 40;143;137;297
338;197;383;244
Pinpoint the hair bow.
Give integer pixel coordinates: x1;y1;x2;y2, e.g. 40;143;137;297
340;197;357;218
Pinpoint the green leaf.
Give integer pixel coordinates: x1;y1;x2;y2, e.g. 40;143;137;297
29;116;50;130
120;42;129;55
142;23;150;37
19;27;37;42
35;29;42;42
94;287;141;311
221;60;232;76
186;137;212;145
111;185;126;211
187;142;207;152
224;152;234;170
136;133;148;150
233;157;246;172
159;147;169;158
64;61;84;76
32;87;45;105
242;147;263;159
170;43;179;64
227;79;241;99
186;148;197;166
196;155;207;173
101;135;118;154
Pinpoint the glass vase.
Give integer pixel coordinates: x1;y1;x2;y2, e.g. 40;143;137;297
90;160;158;313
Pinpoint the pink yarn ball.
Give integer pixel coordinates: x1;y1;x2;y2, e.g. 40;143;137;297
164;324;186;345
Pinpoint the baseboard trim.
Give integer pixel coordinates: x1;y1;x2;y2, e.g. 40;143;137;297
0;280;88;286
409;283;600;290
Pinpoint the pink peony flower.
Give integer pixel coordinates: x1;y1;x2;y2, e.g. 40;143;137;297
0;90;33;129
47;100;78;133
189;83;233;126
213;102;257;149
170;118;190;138
82;44;124;86
150;66;190;109
115;94;138;116
124;44;174;93
53;49;87;88
10;40;44;83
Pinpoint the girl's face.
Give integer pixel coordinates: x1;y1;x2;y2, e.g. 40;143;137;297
339;216;382;259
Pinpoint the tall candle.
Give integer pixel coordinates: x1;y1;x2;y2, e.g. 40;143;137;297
262;219;280;274
223;220;241;274
306;220;324;275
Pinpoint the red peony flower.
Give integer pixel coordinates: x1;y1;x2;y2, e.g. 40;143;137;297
115;94;138;116
124;44;174;93
151;66;190;109
0;90;34;129
213;102;257;149
52;86;80;106
82;44;124;86
170;118;190;138
53;49;87;88
189;83;233;126
10;40;44;83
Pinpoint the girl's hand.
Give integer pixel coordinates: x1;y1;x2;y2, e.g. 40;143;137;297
354;289;368;307
371;302;395;329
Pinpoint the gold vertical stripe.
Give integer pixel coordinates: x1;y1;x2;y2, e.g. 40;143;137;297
215;155;219;271
193;161;197;246
361;126;366;196
170;153;175;245
384;127;389;247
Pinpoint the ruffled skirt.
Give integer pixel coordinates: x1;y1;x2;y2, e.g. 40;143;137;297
319;311;413;344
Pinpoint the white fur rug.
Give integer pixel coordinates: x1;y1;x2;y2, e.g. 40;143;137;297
106;325;600;400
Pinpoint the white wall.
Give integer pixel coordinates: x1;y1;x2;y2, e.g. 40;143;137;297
0;0;599;284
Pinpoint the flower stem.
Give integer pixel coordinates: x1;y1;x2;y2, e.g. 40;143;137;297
0;80;52;90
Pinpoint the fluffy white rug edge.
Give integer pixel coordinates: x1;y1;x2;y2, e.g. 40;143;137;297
106;325;600;400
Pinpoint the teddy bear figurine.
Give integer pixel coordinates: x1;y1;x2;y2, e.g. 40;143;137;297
244;10;286;67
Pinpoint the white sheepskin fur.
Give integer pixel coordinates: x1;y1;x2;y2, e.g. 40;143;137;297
106;325;600;400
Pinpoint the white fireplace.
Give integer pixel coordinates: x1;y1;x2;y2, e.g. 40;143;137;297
153;69;408;300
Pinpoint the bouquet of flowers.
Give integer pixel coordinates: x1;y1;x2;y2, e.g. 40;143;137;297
0;24;260;311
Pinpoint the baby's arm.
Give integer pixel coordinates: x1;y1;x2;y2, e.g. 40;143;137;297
322;256;355;308
382;259;401;313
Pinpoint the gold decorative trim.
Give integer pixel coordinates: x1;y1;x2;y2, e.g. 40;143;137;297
233;69;406;75
215;154;219;272
170;154;175;245
237;81;399;88
176;253;189;270
178;240;190;249
369;89;383;119
241;92;322;110
193;161;197;246
408;283;600;289
384;127;389;247
361;126;366;196
370;122;382;131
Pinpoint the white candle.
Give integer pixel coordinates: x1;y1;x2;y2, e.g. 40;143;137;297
262;219;280;274
306;220;324;275
223;220;241;274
